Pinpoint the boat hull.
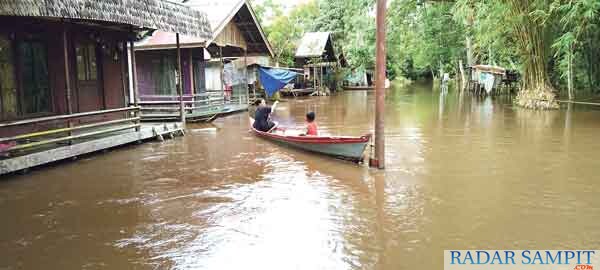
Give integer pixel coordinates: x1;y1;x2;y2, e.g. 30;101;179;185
250;118;371;162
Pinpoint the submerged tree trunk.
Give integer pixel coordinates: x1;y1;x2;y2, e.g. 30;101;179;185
567;48;574;100
504;0;559;109
465;4;475;66
466;36;474;67
459;59;466;92
585;38;596;94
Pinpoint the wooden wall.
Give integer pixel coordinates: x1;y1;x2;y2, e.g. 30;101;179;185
0;17;130;137
213;21;247;51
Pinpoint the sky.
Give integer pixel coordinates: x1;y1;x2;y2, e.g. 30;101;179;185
253;0;313;13
251;0;313;26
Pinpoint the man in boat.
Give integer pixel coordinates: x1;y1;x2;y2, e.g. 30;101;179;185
253;99;279;132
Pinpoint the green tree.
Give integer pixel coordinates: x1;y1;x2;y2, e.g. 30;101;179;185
387;0;466;79
252;0;319;66
253;0;600;108
551;0;600;99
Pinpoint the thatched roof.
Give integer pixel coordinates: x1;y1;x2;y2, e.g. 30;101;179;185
136;0;272;56
0;0;212;38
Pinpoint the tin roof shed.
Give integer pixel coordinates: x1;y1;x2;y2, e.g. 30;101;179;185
294;32;337;66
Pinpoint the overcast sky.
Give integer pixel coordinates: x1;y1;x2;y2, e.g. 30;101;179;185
251;0;313;26
253;0;313;12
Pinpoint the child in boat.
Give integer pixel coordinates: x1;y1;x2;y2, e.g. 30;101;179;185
304;111;318;136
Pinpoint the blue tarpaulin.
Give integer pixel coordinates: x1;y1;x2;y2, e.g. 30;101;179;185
258;67;300;97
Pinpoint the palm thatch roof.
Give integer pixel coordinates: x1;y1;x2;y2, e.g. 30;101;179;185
0;0;212;38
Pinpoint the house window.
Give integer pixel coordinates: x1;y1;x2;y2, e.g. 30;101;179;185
0;35;52;120
19;41;51;115
76;44;97;81
0;36;17;119
193;58;206;93
151;55;176;95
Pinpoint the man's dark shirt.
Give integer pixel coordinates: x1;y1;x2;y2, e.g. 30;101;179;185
253;106;273;132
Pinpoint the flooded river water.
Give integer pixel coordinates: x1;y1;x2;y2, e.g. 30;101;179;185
1;82;600;269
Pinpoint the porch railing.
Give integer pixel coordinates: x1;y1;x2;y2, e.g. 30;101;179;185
138;91;249;121
0;107;141;155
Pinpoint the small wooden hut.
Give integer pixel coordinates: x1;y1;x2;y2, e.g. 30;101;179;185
134;0;273;121
468;65;518;95
0;0;211;174
294;32;342;94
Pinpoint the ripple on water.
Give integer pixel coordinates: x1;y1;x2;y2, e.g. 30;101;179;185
141;155;168;162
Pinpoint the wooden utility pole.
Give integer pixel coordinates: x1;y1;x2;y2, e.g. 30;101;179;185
176;33;185;124
62;24;75;144
370;0;386;169
244;49;249;105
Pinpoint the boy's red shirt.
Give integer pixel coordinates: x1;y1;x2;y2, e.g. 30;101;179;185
306;122;318;136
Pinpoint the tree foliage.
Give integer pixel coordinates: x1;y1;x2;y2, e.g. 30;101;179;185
252;0;319;66
252;0;600;104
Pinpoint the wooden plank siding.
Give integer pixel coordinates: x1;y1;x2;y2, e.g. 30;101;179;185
213;21;247;51
0;17;130;138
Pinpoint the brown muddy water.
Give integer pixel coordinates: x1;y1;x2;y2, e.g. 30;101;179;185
1;82;600;270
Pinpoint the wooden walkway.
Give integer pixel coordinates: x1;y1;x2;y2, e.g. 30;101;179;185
0;123;184;175
141;103;248;122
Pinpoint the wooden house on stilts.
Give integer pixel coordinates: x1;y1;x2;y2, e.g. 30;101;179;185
0;0;211;175
294;32;341;94
134;0;273;122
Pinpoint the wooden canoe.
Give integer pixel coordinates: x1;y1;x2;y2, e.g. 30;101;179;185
250;118;371;162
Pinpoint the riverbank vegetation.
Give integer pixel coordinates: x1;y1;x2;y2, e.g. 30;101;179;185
252;0;599;108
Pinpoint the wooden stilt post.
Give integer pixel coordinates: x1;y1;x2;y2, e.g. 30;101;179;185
370;0;386;169
189;48;195;115
244;49;248;105
313;64;317;95
189;48;194;96
62;24;74;144
252;54;256;102
129;33;140;131
121;42;129;105
220;46;225;104
320;65;324;95
316;64;320;95
176;33;185;124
